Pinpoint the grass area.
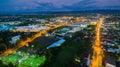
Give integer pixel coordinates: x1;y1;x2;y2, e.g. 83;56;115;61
2;54;20;64
20;56;46;67
43;31;92;67
118;57;120;61
1;52;46;67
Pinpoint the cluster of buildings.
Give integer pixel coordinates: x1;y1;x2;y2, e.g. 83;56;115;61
53;22;88;38
13;25;47;32
9;35;21;44
53;17;89;37
102;21;120;54
0;16;102;67
101;19;120;67
0;21;23;26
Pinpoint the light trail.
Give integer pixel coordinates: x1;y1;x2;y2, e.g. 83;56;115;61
90;18;104;67
0;23;67;57
0;18;84;57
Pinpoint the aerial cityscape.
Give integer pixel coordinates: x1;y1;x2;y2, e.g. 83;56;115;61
0;0;120;67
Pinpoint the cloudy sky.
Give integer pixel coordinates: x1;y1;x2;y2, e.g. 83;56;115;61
0;0;120;13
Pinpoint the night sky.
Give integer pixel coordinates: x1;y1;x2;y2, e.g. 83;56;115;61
0;0;120;13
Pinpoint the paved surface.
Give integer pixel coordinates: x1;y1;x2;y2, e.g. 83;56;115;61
90;18;104;67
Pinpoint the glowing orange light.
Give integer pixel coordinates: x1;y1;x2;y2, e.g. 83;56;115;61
0;22;69;56
0;18;85;57
90;18;104;67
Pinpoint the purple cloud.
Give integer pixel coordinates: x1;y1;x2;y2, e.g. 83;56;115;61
0;0;120;13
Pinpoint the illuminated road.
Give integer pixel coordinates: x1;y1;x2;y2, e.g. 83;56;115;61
0;17;84;57
90;18;104;67
0;23;67;56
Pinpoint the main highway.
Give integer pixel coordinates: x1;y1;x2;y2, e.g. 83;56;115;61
0;18;84;57
0;22;67;56
90;18;104;67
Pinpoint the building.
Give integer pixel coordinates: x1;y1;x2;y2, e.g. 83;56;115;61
106;55;116;67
